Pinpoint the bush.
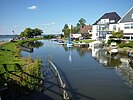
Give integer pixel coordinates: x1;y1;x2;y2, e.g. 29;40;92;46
108;39;121;45
118;42;126;48
118;41;133;48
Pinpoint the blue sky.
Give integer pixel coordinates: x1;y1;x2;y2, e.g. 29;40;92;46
0;0;132;35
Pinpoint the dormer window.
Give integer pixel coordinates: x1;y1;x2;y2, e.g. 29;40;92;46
132;14;133;19
110;20;115;23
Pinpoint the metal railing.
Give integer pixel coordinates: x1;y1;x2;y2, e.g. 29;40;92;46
48;59;69;100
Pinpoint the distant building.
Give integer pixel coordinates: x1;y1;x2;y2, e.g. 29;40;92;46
80;25;92;39
92;12;121;40
71;33;82;40
71;25;92;40
118;7;133;40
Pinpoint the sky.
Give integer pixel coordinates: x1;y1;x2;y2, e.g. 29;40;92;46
0;0;133;35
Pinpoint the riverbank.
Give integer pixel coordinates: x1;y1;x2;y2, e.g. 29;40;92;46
103;46;133;55
0;41;8;45
0;38;43;91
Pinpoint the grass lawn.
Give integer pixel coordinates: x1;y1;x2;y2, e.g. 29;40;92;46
0;38;42;88
0;41;23;65
74;39;95;43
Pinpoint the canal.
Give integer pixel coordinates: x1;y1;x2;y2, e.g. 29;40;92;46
20;40;133;100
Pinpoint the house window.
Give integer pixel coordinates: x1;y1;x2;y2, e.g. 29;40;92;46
113;25;116;31
124;24;130;29
131;23;133;29
96;26;99;30
132;14;133;19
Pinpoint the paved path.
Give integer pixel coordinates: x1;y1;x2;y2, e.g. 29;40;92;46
0;42;7;45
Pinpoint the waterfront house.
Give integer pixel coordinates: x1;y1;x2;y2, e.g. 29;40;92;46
92;12;121;40
71;25;92;40
118;7;133;40
80;25;92;39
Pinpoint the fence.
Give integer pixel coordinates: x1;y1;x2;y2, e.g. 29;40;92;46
48;59;69;100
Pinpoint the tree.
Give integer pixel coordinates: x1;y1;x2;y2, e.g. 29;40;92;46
77;18;86;31
20;28;43;38
112;30;123;39
62;24;70;38
20;32;25;37
23;28;34;38
33;28;43;36
72;27;78;33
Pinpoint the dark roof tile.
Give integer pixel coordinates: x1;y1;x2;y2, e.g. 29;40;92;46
93;12;121;25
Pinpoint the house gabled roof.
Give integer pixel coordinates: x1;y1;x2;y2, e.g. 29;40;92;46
118;7;133;23
80;25;92;33
93;12;121;25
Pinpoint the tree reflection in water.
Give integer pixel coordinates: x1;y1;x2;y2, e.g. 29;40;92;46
20;40;44;48
20;40;44;53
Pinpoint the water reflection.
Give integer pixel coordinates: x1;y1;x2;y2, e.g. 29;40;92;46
76;47;90;57
20;40;44;53
91;46;122;67
115;57;133;88
68;47;72;63
91;45;133;88
20;40;133;100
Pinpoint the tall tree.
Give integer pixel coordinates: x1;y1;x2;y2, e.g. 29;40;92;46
76;18;86;31
62;24;70;38
72;27;78;33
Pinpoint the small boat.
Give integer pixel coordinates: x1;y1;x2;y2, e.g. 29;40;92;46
57;40;65;45
66;41;73;47
109;48;118;54
109;42;118;54
20;46;33;53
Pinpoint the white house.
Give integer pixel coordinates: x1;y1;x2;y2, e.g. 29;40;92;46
92;12;121;40
92;7;133;42
118;7;133;40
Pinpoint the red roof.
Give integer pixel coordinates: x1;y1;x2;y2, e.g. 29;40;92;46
80;25;92;33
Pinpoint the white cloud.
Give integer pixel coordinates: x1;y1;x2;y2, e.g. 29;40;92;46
41;22;56;26
27;5;37;10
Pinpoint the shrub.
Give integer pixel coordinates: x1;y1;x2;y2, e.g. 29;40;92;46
118;42;126;48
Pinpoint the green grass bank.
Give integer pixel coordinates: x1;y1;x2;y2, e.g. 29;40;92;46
0;38;43;90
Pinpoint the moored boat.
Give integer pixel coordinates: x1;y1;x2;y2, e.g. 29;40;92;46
109;48;118;54
66;41;73;47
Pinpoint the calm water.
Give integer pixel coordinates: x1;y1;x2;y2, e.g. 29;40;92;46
0;35;16;41
21;40;133;100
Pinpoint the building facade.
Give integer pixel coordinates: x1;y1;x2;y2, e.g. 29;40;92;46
92;12;121;40
92;7;133;41
80;25;92;39
118;7;133;40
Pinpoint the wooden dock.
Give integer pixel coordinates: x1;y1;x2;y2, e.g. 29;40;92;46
73;43;89;47
20;46;33;53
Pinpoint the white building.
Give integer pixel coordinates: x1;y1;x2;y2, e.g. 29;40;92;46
92;12;121;40
118;7;133;40
92;7;133;41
